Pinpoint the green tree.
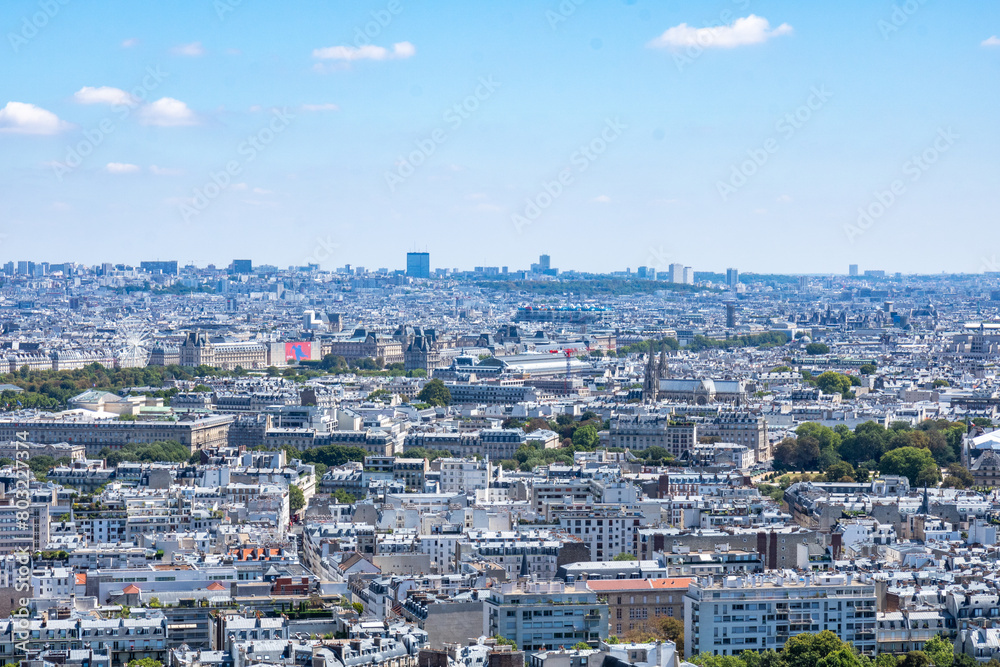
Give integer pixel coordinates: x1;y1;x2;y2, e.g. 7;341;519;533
773;436;821;471
417;379;451;407
127;659;163;667
876;655;901;667
612;552;637;561
27;454;56;480
492;635;517;649
825;460;856;482
572;424;599;450
943;463;974;489
860;363;877;375
658;617;684;650
333;488;356;504
783;631;850;667
952;654;978;667
817;648;864;667
572;642;592;650
924;635;955;667
806;342;830;355
900;652;931;667
879;447;941;486
814;371;853;397
288;484;305;513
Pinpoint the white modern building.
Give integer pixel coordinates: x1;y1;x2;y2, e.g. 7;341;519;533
684;572;877;657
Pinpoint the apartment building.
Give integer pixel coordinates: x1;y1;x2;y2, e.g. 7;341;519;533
0;498;50;555
684;572;877;657
585;578;692;638
0;413;233;456
555;505;644;561
438;458;493;494
606;416;697;457
484;581;609;653
698;413;771;462
323;329;404;365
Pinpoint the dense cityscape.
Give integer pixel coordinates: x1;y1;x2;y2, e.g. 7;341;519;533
5;1;1000;667
1;255;1000;667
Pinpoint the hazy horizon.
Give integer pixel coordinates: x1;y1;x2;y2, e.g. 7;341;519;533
2;1;998;274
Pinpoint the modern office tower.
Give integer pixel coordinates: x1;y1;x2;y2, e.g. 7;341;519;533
231;259;253;274
799;276;809;291
406;252;430;279
727;267;740;287
140;260;179;275
668;263;685;283
726;302;737;328
683;266;694;284
849;264;859;277
539;254;550;271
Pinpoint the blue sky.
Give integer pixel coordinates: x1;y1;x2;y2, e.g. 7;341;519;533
1;0;998;274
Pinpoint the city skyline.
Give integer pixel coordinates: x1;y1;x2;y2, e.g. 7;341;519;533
1;1;999;273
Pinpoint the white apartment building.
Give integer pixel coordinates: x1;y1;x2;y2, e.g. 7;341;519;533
438;458;492;494
555;505;645;561
684;572;877;657
30;566;74;598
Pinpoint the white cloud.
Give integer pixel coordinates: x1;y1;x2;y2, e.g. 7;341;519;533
122;38;139;48
150;165;184;176
0;101;73;135
776;194;793;203
982;36;1000;47
593;195;612;203
106;162;140;174
312;41;415;61
649;15;792;50
139;98;198;126
301;103;340;112
253;187;272;194
73;86;138;106
232;182;248;191
171;41;205;57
